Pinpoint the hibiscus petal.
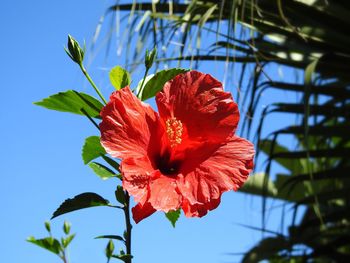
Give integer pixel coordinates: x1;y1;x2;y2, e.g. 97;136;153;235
121;157;160;223
182;198;220;218
177;135;255;217
121;156;155;204
100;86;161;159
132;201;156;223
122;159;181;220
156;71;239;144
148;174;182;212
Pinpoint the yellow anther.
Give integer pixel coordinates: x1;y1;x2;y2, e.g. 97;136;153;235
166;117;183;147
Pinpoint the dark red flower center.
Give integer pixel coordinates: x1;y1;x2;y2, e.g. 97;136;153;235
155;150;181;176
154;117;185;175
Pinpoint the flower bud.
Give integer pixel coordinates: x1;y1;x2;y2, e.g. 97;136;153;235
63;221;71;235
105;240;114;259
44;221;51;233
65;35;85;65
115;185;126;205
144;47;157;69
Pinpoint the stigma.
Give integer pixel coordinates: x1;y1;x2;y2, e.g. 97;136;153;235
166;117;183;148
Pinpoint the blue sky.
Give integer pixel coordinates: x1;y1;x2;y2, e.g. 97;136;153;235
0;1;301;262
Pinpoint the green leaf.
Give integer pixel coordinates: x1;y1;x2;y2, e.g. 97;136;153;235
140;68;189;100
27;237;61;255
165;209;181;227
109;66;131;90
61;234;75;248
34;90;103;118
82;136;106;164
111;254;133;262
51;192;109;219
115;186;126;205
89;162;116;180
101;155;120;172
259;139;302;174
95;235;125;242
274;174;309;202
240;172;278;197
135;74;154;97
242;236;290;263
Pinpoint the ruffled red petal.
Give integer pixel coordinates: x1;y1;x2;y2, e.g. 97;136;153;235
182;197;220;217
122;157;182;220
121;156;155;204
100;86;161;159
132;201;156;223
177;135;255;217
148;174;182;212
156;71;239;144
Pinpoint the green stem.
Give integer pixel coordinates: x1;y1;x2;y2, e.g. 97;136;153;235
79;64;107;105
61;250;68;263
123;192;132;263
80;108;100;130
136;67;149;99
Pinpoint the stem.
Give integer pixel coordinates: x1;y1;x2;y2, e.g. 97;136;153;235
136;67;149;98
123;191;132;263
61;250;68;263
80;108;100;130
79;64;108;105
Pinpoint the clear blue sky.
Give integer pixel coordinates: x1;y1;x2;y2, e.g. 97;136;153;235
0;1;300;262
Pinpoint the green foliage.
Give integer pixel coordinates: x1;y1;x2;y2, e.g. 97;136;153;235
101;155;121;172
95;235;125;243
34;90;103;118
115;186;126;205
139;68;188;101
51;192;109;219
27;236;61;255
28;221;75;262
111;253;133;262
82;136;122;181
109;66;131;90
165;209;181;228
258;139;303;174
242;237;289;263
105;240;115;260
240;173;277;197
82;136;106;164
61;234;75;248
88;162;117;180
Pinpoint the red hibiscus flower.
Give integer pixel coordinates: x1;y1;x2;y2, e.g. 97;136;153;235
100;71;254;223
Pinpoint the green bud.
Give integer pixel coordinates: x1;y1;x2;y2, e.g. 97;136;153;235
63;221;71;235
115;185;126;205
65;34;85;65
105;240;114;259
61;237;67;248
144;47;157;69
44;221;51;233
